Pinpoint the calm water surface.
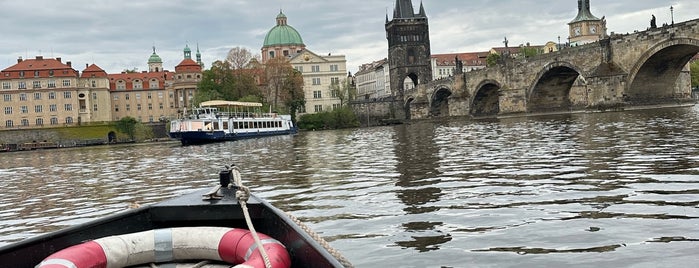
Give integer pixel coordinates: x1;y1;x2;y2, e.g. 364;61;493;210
1;106;699;267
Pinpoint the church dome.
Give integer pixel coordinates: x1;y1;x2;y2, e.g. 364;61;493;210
148;47;162;63
263;11;304;47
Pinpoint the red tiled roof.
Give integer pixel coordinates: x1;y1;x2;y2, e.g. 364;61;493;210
81;64;108;78
1;56;78;79
432;52;488;67
108;71;173;91
175;59;202;73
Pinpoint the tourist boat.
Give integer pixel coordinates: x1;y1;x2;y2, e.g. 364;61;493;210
0;166;351;268
169;100;298;145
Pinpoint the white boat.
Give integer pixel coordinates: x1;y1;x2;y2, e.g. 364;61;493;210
169;100;297;145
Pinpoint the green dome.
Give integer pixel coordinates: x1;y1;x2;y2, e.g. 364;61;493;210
148;52;162;63
263;11;304;47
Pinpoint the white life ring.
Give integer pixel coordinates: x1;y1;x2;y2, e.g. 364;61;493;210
36;227;291;268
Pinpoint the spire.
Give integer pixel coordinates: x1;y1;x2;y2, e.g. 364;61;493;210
393;0;415;19
419;1;426;17
570;0;599;23
276;9;287;26
184;44;192;59
196;43;204;68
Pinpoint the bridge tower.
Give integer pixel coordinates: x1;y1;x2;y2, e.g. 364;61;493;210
386;0;432;102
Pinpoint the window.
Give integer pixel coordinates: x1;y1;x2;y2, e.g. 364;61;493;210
64;104;72;111
4;107;12;114
18;82;26;89
19;71;24;78
36;118;44;126
35;105;43;113
333;103;341;110
93;104;98;111
313;90;322;99
20;106;28;114
113;95;119;100
136;93;141;100
48;92;56;99
312;78;321;85
48;80;56;88
125;94;130;100
314;105;323;113
312;65;320;72
114;105;119;112
49;104;57;112
3;94;11;102
295;66;304;73
126;104;131;111
148;103;152;110
50;117;58;125
21;119;29;126
62;79;71;87
92;93;97;100
159;103;164;109
137;104;142;111
63;91;71;99
33;81;41;89
158;92;163;99
91;80;97;88
149;79;158;88
34;71;40;77
5;120;12;127
19;94;26;102
34;92;41;100
133;80;142;89
117;80;126;90
269;51;275;58
330;65;339;72
2;82;10;89
331;77;340;84
147;93;152;99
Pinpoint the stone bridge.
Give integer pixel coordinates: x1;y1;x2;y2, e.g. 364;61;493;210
404;19;699;119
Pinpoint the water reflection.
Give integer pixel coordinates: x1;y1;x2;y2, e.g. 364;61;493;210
1;106;699;267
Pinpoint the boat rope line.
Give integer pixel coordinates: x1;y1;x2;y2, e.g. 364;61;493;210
230;165;273;268
283;212;355;268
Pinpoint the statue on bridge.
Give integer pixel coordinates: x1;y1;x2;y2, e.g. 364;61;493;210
651;15;657;29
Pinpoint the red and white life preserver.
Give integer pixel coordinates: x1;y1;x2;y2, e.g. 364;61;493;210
36;227;291;268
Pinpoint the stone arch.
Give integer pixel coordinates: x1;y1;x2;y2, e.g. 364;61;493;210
626;38;699;104
527;61;583;113
470;79;502;117
402;73;419;91
429;86;452;117
404;97;415;120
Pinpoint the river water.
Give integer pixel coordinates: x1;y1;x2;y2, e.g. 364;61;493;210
1;106;698;267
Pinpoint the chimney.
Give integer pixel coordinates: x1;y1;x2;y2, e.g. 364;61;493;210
56;57;61;63
36;56;43;60
66;61;72;67
17;57;23;63
86;63;89;69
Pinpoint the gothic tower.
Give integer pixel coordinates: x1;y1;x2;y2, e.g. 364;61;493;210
386;0;432;99
568;0;606;46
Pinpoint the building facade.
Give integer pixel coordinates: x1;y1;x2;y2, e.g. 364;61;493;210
0;46;203;131
355;59;390;100
569;0;607;46
262;11;348;114
0;56;112;129
289;50;348;113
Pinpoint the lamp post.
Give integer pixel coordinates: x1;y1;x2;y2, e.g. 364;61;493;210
557;36;561;51
671;6;674;25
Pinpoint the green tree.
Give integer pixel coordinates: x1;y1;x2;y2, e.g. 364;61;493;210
691;60;699;88
486;53;501;67
329;78;356;107
521;46;541;58
114;117;138;141
193;60;261;106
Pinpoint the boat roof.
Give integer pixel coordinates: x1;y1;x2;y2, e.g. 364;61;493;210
200;100;263;107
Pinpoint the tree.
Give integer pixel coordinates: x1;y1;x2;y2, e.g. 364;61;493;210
486;53;501;67
329;78;356;107
265;57;305;119
193;60;261;105
115;117;138;141
691;60;699;88
521;46;541;58
226;47;254;70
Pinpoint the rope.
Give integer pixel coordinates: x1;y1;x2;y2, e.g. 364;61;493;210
284;212;355;268
230;166;272;268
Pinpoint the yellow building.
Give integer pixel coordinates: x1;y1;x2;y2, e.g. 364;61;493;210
0;56;111;129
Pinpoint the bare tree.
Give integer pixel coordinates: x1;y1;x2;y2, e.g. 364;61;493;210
226;47;253;70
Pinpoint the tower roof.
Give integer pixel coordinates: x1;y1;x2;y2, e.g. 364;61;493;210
148;47;162;63
393;0;426;19
570;0;600;23
263;10;305;47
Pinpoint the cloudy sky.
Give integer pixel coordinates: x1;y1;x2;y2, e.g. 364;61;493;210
1;0;696;74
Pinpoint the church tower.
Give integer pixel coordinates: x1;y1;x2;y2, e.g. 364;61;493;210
386;0;432;99
148;46;163;73
568;0;606;46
